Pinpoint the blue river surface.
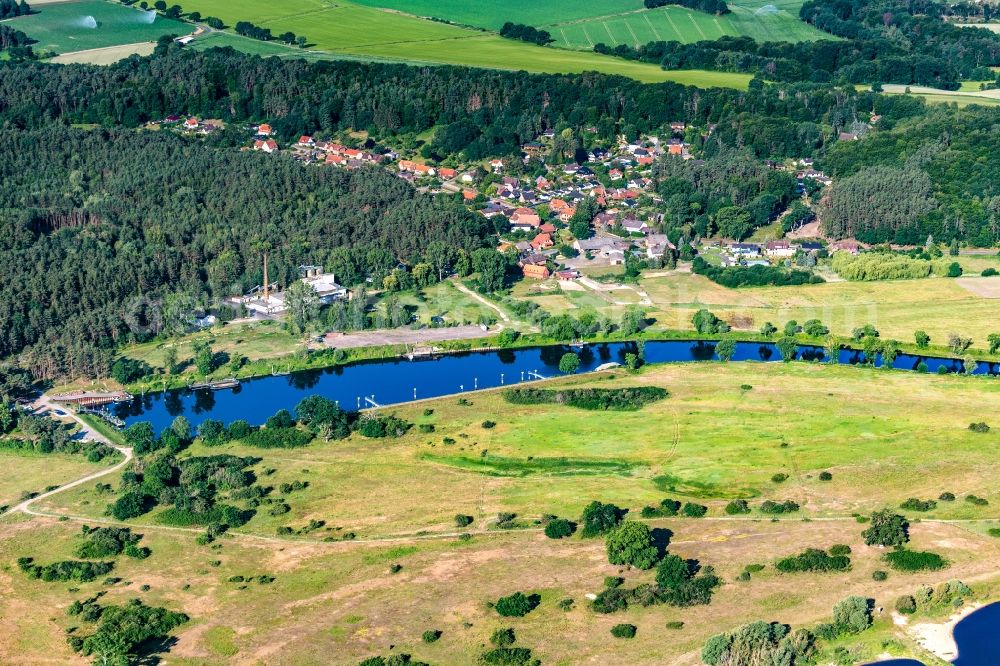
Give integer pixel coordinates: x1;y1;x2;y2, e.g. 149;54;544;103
111;339;1000;432
863;602;1000;666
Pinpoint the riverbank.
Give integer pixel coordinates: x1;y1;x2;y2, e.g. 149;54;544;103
905;602;985;662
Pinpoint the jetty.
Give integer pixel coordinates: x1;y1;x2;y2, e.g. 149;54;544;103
50;390;133;407
189;378;240;391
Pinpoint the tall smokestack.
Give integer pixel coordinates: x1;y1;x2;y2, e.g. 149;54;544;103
263;252;269;301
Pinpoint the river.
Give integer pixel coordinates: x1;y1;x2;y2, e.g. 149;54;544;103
111;339;1000;431
863;602;1000;666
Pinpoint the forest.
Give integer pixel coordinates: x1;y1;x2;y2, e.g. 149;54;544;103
0;126;490;378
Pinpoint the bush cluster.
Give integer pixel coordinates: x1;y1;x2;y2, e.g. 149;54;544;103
502;387;668;411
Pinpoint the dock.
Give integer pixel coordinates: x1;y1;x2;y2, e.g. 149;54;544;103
50;390;133;407
189;378;240;391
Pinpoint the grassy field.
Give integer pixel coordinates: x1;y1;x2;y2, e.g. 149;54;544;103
0;450;109;509
9;361;1000;663
6;0;187;54
879;83;1000;108
516;268;1000;349
38;362;1000;534
353;0;830;47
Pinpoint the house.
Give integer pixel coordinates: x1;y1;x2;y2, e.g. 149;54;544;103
398;160;436;176
531;233;554;250
253;139;278;153
555;269;581;280
510;207;541;230
256;123;274;136
729;243;761;257
299;266;350;303
562;163;580;175
522;264;551;280
539;223;556;234
297;135;315;146
637;156;654;166
667;139;685;156
764;240;795;258
489;159;505;173
460;172;476;183
183;117;199;130
622;218;650;235
325;154;347;166
838;132;858;142
522;141;543;154
593;211;616;228
830;239;862;255
462;189;478;201
644;234;676;260
438;167;457;179
799;241;823;253
670;121;687;132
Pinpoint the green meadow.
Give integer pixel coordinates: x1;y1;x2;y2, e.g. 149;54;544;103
7;0;187;54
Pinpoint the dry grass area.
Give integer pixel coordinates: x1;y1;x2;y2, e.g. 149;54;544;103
1;512;998;664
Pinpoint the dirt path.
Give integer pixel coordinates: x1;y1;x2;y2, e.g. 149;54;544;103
453;282;510;322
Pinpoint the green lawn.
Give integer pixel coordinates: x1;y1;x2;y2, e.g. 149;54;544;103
0;450;109;509
351;0;644;31
7;0;187;54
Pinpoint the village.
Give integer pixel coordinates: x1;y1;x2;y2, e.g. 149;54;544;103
152;114;870;309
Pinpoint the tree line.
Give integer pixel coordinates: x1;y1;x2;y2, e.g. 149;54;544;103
499;22;552;46
644;0;729;15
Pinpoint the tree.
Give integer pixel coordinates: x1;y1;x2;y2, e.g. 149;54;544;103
715;337;736;362
714;206;754;240
775;336;797;362
759;322;777;337
915;330;930;348
988;333;1000;355
947;333;972;354
559;352;580;374
472;248;507;293
605;521;658;570
862;509;909;547
170;415;191;442
284;280;320;334
619;307;647;336
802;319;828;337
192;341;214;375
832;595;872;633
580;500;625;537
692;309;729;334
655;553;692;588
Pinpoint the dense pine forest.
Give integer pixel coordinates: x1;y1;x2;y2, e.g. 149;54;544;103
0;126;489;377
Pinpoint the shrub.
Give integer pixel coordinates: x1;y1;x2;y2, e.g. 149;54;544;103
666;620;684;630
828;544;851;556
355;415;412;438
455;514;474;527
759;500;799;514
872;570;888;581
988;528;1000;538
966;494;989;506
900;498;937;512
771;473;788;483
244;427;313;449
481;420;496;429
832;595;872;633
19;558;114;582
422;629;442;643
968;422;990;433
883;549;947;572
895;595;917;614
418;424;435;433
490;627;516;647
502;387;668;411
641;498;681;517
775;548;851;573
75;527;143;559
819;471;833;481
544;518;574;539
982;268;998;277
681;502;708;518
725;499;750;515
610;623;637;638
939;492;956;501
605;521;658;570
494;592;539;617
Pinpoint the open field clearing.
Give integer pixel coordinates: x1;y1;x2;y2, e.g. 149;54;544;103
6;0;186;53
880;83;1000;107
37;362;1000;536
4;513;993;664
0;451;110;509
351;0;644;31
518;270;1000;345
50;40;155;63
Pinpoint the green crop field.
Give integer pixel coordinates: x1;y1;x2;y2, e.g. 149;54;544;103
354;0;831;47
548;0;830;48
6;0;188;54
351;0;643;31
174;0;751;86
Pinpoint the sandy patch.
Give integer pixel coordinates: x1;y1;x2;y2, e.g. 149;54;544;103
906;603;983;661
955;276;1000;298
51;42;156;65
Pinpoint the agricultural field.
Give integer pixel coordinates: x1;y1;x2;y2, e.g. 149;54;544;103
355;0;831;47
8;361;1000;663
5;0;187;54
